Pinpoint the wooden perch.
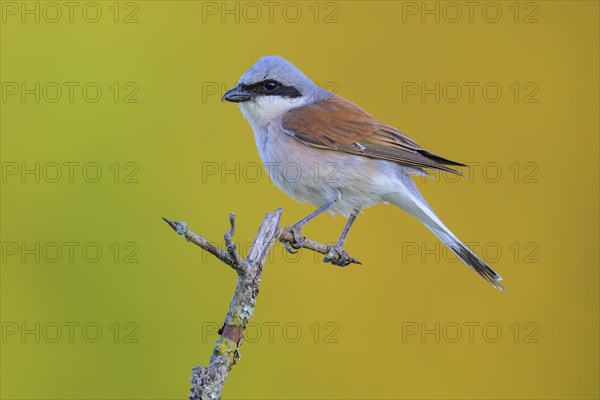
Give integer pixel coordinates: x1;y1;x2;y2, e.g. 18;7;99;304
162;209;359;400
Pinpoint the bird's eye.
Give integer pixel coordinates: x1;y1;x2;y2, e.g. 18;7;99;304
263;80;279;92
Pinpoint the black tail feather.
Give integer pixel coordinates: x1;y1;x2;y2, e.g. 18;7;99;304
448;241;506;291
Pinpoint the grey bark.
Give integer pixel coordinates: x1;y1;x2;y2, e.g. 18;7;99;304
162;209;359;400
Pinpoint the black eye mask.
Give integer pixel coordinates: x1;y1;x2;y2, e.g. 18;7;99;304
241;80;302;98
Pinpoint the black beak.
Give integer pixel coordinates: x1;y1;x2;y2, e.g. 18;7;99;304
222;85;253;103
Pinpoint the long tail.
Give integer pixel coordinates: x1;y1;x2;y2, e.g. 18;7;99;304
386;178;505;291
426;221;505;291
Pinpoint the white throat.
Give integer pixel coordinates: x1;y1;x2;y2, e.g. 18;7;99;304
239;95;308;131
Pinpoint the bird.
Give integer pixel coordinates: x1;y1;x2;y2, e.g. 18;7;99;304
222;56;505;291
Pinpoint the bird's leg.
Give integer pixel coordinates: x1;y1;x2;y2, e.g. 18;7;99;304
324;210;361;267
282;199;336;253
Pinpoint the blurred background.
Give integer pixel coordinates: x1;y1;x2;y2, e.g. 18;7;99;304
1;1;598;399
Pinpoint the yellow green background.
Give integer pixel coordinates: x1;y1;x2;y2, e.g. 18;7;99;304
1;1;598;399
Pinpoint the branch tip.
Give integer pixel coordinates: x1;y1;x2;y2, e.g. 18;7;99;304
228;212;236;236
162;217;188;236
224;212;244;269
162;217;177;230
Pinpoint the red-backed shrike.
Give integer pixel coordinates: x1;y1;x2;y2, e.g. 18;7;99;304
223;56;504;291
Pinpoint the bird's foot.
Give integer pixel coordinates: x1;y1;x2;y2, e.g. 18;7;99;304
324;244;361;267
281;224;304;254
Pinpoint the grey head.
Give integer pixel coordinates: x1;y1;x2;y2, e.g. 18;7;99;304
222;56;330;106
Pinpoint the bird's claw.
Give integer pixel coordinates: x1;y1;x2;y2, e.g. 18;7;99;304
324;245;361;267
282;224;304;254
283;241;299;254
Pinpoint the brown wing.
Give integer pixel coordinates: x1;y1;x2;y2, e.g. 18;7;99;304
281;94;465;174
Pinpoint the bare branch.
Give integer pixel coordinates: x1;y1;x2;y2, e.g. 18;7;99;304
163;209;359;399
162;217;236;269
223;213;244;271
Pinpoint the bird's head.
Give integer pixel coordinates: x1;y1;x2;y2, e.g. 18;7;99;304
222;56;328;128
